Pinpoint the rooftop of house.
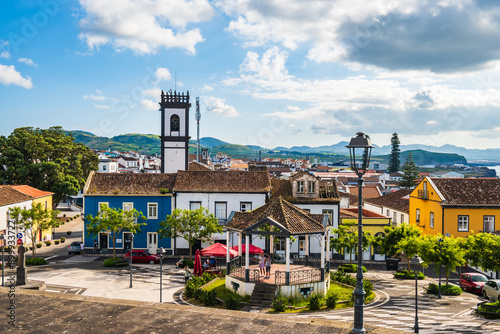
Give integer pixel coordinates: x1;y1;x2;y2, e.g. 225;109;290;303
11;185;53;199
226;197;325;235
364;189;412;213
84;172;177;195
430;178;500;206
0;186;33;206
347;186;381;199
338;191;359;206
270;178;340;203
340;208;390;219
173;170;270;193
188;161;212;171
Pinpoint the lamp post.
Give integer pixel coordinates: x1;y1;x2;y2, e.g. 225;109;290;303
0;234;5;287
157;247;166;303
438;238;443;299
129;233;134;288
411;255;424;333
346;132;374;334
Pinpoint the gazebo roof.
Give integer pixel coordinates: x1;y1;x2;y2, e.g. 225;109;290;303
226;197;326;236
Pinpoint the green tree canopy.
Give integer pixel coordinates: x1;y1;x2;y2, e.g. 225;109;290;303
330;220;370;263
86;204;146;258
419;234;465;284
400;152;420;189
381;223;422;269
0;127;98;207
158;208;223;260
464;233;500;273
388;132;401;173
10;203;60;258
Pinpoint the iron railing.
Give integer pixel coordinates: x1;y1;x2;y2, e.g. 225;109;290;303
228;256;242;275
292;256;322;268
230;267;260;282
275;268;322;285
417;190;428;200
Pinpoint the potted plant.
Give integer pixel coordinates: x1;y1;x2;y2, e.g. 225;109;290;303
66;231;72;235
54;240;60;245
36;243;42;248
60;237;66;243
44;240;52;246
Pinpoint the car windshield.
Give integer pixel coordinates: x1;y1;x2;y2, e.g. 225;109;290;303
143;251;151;256
472;275;487;282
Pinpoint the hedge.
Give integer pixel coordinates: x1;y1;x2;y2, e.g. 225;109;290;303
427;283;461;296
394;270;425;280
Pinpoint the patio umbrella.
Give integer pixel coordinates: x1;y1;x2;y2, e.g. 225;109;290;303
193;249;203;276
201;242;238;257
231;244;263;255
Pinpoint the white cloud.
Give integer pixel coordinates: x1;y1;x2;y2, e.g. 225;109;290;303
142;88;162;98
0;51;10;59
200;84;214;91
94;104;111;109
83;90;116;101
78;0;215;54
155;68;171;82
0;63;33;89
17;57;37;67
426;120;438;125
141;99;158;110
203;96;240;117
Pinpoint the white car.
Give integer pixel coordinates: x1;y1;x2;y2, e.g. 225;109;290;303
482;279;500;301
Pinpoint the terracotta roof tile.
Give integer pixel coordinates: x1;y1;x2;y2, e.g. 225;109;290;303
11;185;53;199
270;178;340;204
364;189;411;213
431;178;500;206
84;172;176;195
347;186;381;198
0;186;33;206
226;197;325;235
173;170;270;193
188;161;212;171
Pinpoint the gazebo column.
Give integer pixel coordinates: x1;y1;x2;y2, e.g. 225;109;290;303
326;230;331;262
320;233;325;281
269;235;274;255
238;233;243;256
245;234;250;282
226;230;231;274
285;236;290;285
305;235;309;266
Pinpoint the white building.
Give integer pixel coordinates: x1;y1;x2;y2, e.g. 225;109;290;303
0;186;33;245
98;159;118;173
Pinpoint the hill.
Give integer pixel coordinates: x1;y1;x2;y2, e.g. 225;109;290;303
373;150;467;166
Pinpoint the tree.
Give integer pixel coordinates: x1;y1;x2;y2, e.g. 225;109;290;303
10;203;60;258
419;234;465;284
399;152;419;189
388;132;400;173
86;204;146;258
0;127;99;207
464;233;500;274
330;221;370;264
381;223;421;269
396;235;422;270
158;208;223;260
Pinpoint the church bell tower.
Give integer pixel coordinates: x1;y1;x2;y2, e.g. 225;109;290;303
159;90;191;173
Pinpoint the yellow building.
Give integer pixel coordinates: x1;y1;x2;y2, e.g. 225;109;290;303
409;177;500;237
12;185;55;244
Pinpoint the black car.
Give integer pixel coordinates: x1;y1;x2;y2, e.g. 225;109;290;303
68;241;81;255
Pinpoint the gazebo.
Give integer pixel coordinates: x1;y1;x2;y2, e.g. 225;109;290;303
224;197;330;297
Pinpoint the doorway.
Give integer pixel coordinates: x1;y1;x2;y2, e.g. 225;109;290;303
99;233;108;250
147;232;157;254
298;236;306;257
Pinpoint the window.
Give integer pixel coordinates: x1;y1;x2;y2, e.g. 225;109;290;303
458;215;469;232
307;181;316;193
297;181;304;193
484;216;495;232
123;202;134;212
98;202;109;212
401;214;404;224
190;202;201;211
103;165;106;171
393;212;397;223
240;202;252;212
170;114;180;132
275;238;286;251
322;209;333;225
387;209;390;216
416;209;420;223
148;203;158;219
215;202;227;219
430;212;434;229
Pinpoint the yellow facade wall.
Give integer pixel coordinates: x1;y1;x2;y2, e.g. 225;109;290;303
32;195;53;243
340;217;391;235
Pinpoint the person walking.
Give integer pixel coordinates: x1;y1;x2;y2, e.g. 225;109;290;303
93;240;98;254
184;266;191;284
80;242;85;256
258;252;265;276
265;254;272;279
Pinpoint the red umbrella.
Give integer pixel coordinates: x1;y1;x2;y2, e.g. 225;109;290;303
201;242;238;257
231;244;263;255
193;249;203;276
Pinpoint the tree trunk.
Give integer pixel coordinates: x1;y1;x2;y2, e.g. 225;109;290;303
349;250;352;264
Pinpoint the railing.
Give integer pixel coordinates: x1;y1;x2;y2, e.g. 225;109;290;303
161;90;190;104
417;190;428;199
275;268;322;285
325;261;330;274
227;256;242;275
292;256;322;268
230;267;260;282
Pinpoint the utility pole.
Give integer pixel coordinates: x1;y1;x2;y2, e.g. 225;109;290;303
196;97;201;163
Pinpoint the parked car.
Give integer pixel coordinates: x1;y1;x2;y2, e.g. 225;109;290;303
482;279;500;301
459;273;488;294
124;250;159;264
68;241;81;255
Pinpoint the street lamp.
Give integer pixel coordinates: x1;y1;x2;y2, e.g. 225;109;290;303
438;238;443;299
129;233;134;288
346;132;374;334
157;247;166;303
411;255;424;334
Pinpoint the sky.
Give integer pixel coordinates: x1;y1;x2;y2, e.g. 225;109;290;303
2;0;500;150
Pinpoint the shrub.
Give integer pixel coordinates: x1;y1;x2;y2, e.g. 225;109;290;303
160;188;170;194
102;258;127;267
331;270;356;286
60;237;66;243
184;281;197;298
66;231;72;235
54;240;60;245
427;283;461;296
63;214;66;217
338;264;367;273
26;257;47;266
394;270;425;280
44;241;52;246
199;289;217;306
308;294;322;311
36;243;42;248
477;301;500;319
272;295;287;312
226;296;240;310
326;292;339;308
363;279;374;296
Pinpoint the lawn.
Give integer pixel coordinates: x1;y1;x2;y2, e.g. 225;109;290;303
185;277;250;308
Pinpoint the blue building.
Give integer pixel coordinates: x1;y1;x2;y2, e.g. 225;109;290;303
83;172;176;254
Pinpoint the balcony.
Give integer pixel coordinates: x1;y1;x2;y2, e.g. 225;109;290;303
417;190;429;200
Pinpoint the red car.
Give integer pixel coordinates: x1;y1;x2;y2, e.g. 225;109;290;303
124;250;160;264
460;273;488;294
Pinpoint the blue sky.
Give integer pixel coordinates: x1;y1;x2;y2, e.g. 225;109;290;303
2;0;500;150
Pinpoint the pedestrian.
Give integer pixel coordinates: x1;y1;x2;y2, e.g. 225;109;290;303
176;256;185;268
258;252;265;276
80;242;85;256
93;240;98;254
265;254;271;279
184;266;191;284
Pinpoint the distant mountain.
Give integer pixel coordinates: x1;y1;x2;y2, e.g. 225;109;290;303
199;137;228;148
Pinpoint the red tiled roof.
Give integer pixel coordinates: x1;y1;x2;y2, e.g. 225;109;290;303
84;172;177;195
364;189;411;213
0;186;33;206
188;161;212;171
431;178;500;206
226;197;325;235
347;186;381;198
173;170;270;193
11;185;53;199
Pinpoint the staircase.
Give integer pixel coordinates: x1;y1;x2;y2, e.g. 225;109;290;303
242;283;277;312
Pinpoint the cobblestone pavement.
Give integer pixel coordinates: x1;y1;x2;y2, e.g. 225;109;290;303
289;271;500;333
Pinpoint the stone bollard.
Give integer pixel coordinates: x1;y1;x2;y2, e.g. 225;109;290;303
16;245;27;285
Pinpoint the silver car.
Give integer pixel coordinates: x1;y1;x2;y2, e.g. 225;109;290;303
68;241;81;255
482;279;500;301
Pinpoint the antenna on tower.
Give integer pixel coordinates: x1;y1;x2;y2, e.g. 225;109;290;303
175;72;177;91
196;97;201;163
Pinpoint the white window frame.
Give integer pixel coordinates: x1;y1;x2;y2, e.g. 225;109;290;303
458;215;469;232
240;202;252;212
416;208;420;223
483;216;495;232
147;203;158;219
123;202;134;212
190;201;202;211
297;181;304;193
430;212;434;229
215;202;227;219
98;202;109;212
307;181;316;193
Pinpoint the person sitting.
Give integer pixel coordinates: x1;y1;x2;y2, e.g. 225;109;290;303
202;259;210;270
209;256;216;269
